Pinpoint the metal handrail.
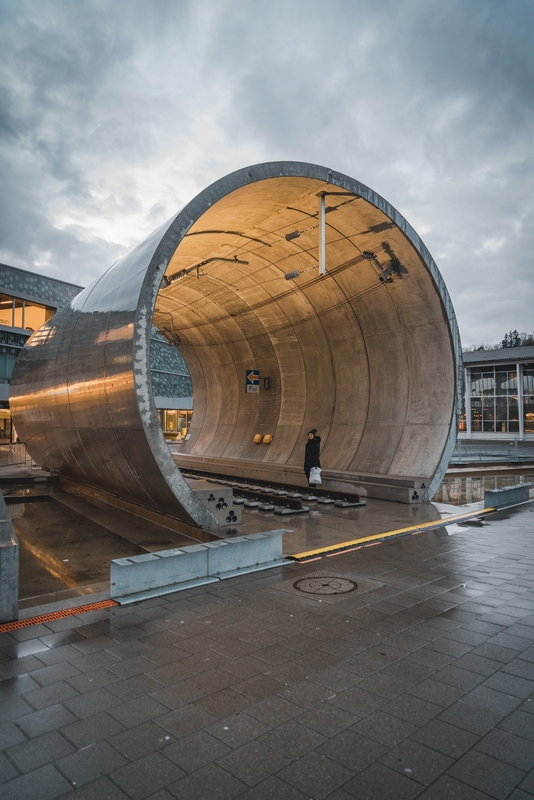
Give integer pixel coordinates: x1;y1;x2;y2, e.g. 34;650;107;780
0;443;40;470
452;439;534;464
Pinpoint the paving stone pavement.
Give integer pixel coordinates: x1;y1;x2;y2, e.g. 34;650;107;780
1;504;534;799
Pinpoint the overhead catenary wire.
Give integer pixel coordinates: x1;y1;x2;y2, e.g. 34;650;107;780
154;239;392;346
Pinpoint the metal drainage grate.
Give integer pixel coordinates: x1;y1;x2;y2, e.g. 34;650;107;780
293;576;358;595
0;600;119;634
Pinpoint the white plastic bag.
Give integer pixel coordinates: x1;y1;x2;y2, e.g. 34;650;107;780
309;466;322;485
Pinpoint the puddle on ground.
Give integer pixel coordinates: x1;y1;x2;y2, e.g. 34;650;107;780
433;473;534;506
13;499;142;599
5;471;532;606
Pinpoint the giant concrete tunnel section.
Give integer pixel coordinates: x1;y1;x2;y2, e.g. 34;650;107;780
10;162;462;529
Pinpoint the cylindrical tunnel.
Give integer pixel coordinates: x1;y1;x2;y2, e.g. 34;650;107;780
10;162;462;527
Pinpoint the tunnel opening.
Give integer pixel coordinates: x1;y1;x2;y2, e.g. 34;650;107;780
147;172;459;501
11;162;461;530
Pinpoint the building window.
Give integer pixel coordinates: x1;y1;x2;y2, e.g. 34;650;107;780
470;365;518;434
0;293;55;331
0;354;17;380
0;409;11;442
164;410;178;433
159;409;193;439
24;301;54;332
458;408;466;431
0;295;13;327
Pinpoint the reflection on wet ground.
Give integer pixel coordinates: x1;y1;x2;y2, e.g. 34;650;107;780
239;496;442;555
4;470;533;609
5;488;204;599
2;482;55;496
434;472;534;505
15;499;138;599
4;482;202;605
9;486;443;606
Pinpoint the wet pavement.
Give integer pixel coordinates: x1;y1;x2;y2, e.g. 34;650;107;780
10;485;442;607
1;501;533;798
5;486;202;608
234;497;443;556
4;468;533;610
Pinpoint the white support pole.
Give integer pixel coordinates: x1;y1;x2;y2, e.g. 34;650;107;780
518;362;524;440
465;366;471;439
319;193;326;275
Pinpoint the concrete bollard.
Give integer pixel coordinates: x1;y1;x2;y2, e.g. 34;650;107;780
484;483;532;510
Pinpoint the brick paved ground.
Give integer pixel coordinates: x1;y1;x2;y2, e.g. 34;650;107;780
1;504;534;799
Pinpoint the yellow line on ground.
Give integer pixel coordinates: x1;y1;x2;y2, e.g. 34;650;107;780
290;507;495;561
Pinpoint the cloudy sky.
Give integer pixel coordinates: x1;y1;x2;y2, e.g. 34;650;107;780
0;0;532;347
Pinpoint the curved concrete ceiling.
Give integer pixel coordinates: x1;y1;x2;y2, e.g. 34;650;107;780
10;162;462;527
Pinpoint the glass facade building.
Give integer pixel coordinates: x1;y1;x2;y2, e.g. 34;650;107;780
461;347;534;439
0;263;84;441
150;329;194;440
150;330;193;400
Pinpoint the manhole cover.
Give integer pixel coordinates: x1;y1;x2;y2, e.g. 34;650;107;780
293;576;358;595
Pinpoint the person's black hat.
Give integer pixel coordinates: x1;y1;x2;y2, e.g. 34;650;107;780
309;428;317;435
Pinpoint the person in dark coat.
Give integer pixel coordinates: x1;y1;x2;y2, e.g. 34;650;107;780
304;429;321;485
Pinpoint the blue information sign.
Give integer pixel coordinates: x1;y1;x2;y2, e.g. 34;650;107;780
246;369;260;393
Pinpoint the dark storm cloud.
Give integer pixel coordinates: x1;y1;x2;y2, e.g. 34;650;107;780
207;0;534;344
0;0;238;283
0;0;532;343
0;1;132;281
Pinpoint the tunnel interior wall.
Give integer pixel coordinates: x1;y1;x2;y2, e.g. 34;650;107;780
153;174;459;489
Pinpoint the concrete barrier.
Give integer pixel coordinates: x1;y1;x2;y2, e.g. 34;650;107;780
485;483;532;509
110;529;289;604
0;495;19;623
